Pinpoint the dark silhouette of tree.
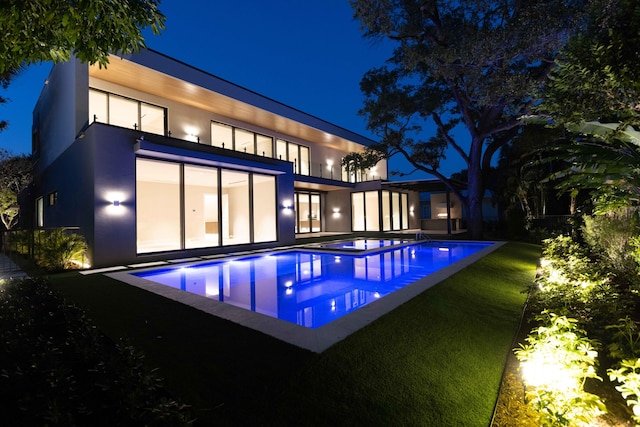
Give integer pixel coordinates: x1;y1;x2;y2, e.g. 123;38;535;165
350;0;589;239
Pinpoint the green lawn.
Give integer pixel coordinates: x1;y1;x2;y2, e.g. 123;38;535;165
49;241;540;426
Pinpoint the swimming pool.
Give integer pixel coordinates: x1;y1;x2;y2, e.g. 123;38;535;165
132;241;493;329
113;240;501;352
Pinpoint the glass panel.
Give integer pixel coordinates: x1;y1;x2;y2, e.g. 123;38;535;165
365;191;380;231
401;193;409;230
221;170;250;245
276;139;287;160
392;192;400;230
297;193;310;233
381;190;391;231
88;89;107;124
299;146;310;176
109;94;139;129
184;165;219;249
294;193;299;233
256;134;273;157
288;143;299;174
140;103;165;135
253;174;277;242
352;192;365;231
211;122;233;149
235;128;254;154
310;194;321;232
136;159;181;253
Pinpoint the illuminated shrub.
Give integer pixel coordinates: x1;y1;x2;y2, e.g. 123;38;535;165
515;312;606;426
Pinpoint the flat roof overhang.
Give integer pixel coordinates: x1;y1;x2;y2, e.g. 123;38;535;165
89;49;373;154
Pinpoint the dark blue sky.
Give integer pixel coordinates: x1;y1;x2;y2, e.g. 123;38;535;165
0;0;465;177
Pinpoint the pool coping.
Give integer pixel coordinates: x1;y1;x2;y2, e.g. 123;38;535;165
107;240;506;353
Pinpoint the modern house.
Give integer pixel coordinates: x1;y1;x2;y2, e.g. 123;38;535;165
30;49;421;268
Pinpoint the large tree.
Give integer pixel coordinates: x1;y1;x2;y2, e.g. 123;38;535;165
350;0;590;239
0;0;165;75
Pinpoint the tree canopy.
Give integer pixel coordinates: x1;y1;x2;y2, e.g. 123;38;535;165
0;150;32;230
350;0;589;238
534;0;640;212
0;0;165;74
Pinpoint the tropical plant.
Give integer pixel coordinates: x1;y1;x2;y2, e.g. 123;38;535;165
36;228;86;270
608;358;640;424
582;209;640;275
606;317;640;361
340;150;384;182
349;0;590;239
515;311;606;426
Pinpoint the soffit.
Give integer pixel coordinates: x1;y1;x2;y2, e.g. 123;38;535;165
88;58;367;153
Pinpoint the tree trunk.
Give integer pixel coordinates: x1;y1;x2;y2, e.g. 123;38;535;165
466;144;485;240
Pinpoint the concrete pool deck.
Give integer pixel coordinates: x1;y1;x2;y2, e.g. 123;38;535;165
105;240;505;353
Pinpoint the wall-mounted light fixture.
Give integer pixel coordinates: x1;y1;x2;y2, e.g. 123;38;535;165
282;199;293;214
332;207;340;218
184;126;200;143
105;191;126;216
409;206;415;215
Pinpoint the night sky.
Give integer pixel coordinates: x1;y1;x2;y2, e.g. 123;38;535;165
0;0;466;177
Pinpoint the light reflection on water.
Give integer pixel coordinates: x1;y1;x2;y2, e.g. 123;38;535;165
134;241;491;329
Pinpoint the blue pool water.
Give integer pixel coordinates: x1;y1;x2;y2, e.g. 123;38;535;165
309;238;411;251
133;241;492;329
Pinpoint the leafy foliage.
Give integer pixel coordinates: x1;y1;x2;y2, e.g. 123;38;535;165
350;0;590;238
0;278;193;425
515;311;606;426
35;228;87;270
0;0;166;74
582;209;640;275
0;151;31;230
608;358;640;424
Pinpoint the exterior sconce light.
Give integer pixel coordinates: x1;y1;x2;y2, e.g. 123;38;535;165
409;206;414;215
106;191;126;215
282;199;293;214
332;207;340;218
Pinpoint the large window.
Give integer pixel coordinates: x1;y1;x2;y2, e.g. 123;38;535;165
136;159;181;252
211;121;273;157
296;192;321;233
277;139;310;176
136;158;276;253
351;190;409;232
221;170;250;245
184;165;219;249
253;175;277;242
89;88;166;135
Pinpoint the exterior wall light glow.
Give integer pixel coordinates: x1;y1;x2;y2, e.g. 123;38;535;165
105;191;126;216
332;207;340;218
282;199;293;214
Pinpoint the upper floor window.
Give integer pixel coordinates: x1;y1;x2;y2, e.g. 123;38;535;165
89;88;166;136
276;139;310;175
211;121;273;157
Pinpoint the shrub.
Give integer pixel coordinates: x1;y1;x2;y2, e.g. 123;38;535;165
0;278;193;425
35;228;87;270
608;359;640;424
514;312;606;426
582;211;639;276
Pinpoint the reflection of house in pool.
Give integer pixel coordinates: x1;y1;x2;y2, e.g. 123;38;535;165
28;49;422;268
132;241;490;329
